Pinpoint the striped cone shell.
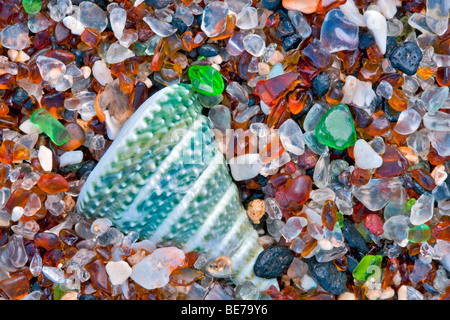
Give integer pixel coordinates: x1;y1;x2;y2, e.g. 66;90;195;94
77;84;277;290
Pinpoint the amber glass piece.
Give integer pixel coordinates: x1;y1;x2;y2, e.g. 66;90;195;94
110;62;126;78
366;44;384;62
428;147;450;166
0;115;17;129
337;49;361;74
358;60;382;83
132;81;149;111
0;140;14;165
169;267;204;286
381;258;399;289
378;73;404;88
118;73;135;93
388;88;408;112
0;99;10;115
321;200;338;230
150;39;166;72
284;175;312;205
304;292;335;300
181;31;193;51
255;72;301;108
59;228;79;246
191;31;207;49
350;168;371;185
29;63;43;84
410;169;436;191
324;86;343;105
0;74;16;89
81;27;101;47
43;249;65;267
59;122;86;151
374;145;409;178
16;63;30;80
281;285;301;300
41;92;65;119
4;188;32;214
238;51;257;81
364;110;390;136
266;12;280;28
296;60;319;87
267;98;290;128
37;174;70;194
34;232;62;251
0;165;6;188
34;29;51;49
333;255;348;271
317;0;346;13
12;144;30;161
161;61;182;80
300;236;317;257
416;66;437;80
353;285;368;300
85;259;111;294
0;275;29;299
210;14;236;41
46;49;76;65
436;67;450;86
431;221;450;241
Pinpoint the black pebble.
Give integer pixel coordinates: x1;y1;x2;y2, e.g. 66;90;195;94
77;160;97;179
71;49;85;68
171;16;187;35
311;73;331;97
144;0;172;9
282;33;302;52
79;294;97;300
389;42;423;76
385;36;398;56
306;257;348;295
346;254;359;273
257;175;269;187
253;246;294;279
262;0;281;11
413;181;427;195
13;87;29;107
198;44;220;57
358;29;375;50
275;18;295;39
342;219;369;254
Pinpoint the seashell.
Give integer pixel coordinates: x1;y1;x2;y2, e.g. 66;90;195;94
77;84;277;290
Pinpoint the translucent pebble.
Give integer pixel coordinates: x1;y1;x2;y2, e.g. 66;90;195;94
243;34;266;57
106;261;132;285
28;12;50;33
386;18;403;37
91;218;113;236
375;0;397;19
174;6;194;26
79;1;108;32
110;7;127;40
143;16;177;37
38;145;53;172
353;177;403;211
226;32;246;56
267;218;285;240
303;103;327;132
279;119;305;155
287;258;308;279
290;237;306;254
352;81;377;114
224;0;250;14
410;193;434;225
45;194;65;217
36;56;66;82
92;60;113;86
0;23;30;50
265;197;283;220
421;86;449;115
341;75;358;104
394;109;422;135
300;274;317;291
29;254;42;275
11;206;24;222
106;43;135;64
42;266;66;284
308;222;325;240
353;139;383;169
315;245;348;263
320;9;359;53
425;0;449;36
23;193;41;217
376;80;393;99
226;82;249;104
313;156;329;188
130;247;185;290
201;1;229;37
288;10;311;38
53;74;73;91
304;131;329;156
364;10;387;54
428;130;450;156
340;0;367;26
57;0;72;15
62;16;85;35
368;136;385;154
383;215;410;247
119;30;138;48
281;217;308;242
236;6;258;30
118;231;139;256
59;150;83;167
236;281;260;300
229;153;259;181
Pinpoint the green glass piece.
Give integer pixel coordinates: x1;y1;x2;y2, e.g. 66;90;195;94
188;65;224;96
315;104;357;150
407;224;431;243
30;108;71;146
404;198;416;212
22;0;42;15
53;284;64;300
336;211;344;229
352;255;382;282
132;42;147;56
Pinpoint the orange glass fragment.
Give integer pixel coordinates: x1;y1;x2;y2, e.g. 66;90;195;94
374;145;409;178
37;174;70;194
